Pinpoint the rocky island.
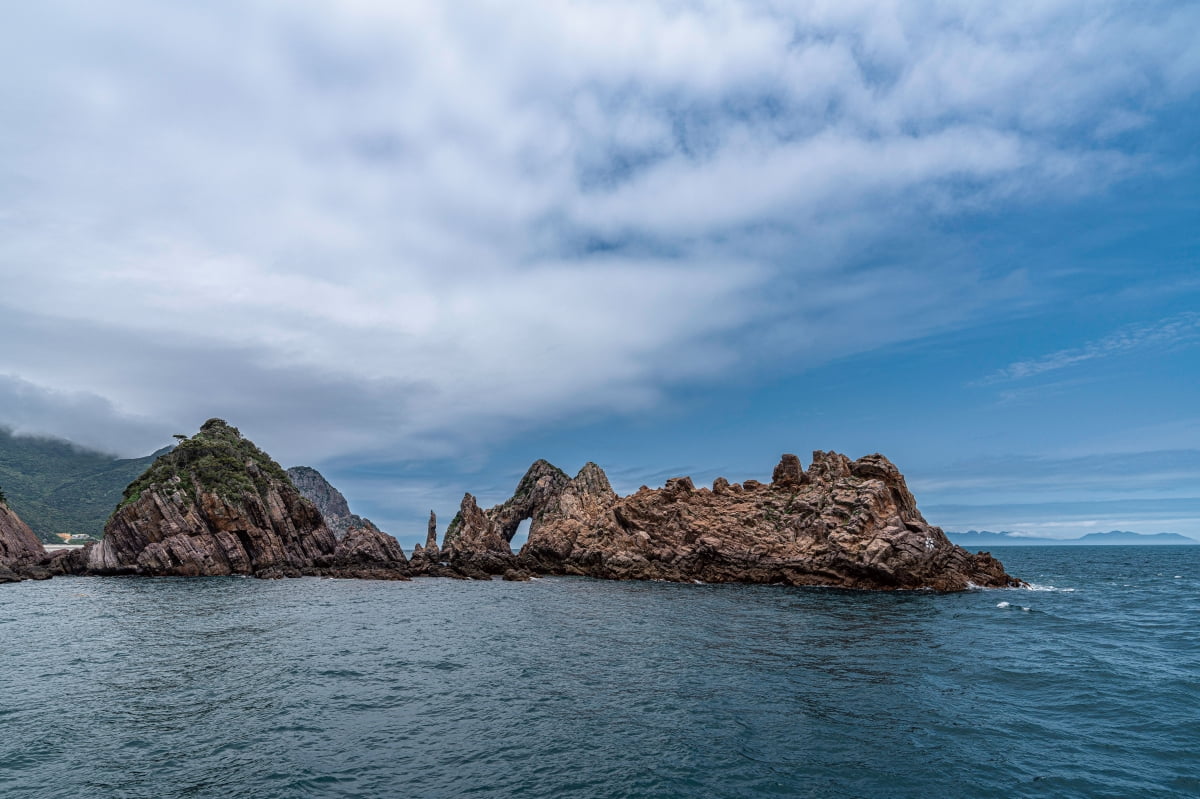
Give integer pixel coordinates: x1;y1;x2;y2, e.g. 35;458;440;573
57;419;409;580
435;452;1020;591
0;418;1020;591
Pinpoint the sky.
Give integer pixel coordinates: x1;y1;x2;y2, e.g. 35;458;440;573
1;0;1197;546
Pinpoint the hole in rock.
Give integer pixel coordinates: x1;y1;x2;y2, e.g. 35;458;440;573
509;518;532;552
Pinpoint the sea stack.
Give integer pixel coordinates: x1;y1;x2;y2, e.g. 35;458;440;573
80;419;409;579
0;498;49;583
443;451;1021;591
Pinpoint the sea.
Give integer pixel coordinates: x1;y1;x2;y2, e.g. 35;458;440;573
2;546;1197;799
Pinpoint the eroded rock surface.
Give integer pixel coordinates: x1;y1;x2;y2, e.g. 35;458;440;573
0;501;49;583
73;419;408;579
443;451;1020;591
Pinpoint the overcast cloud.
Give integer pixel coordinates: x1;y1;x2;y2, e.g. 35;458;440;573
2;0;1197;462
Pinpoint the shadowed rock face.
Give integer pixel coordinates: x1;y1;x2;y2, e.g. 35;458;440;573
0;501;48;583
444;451;1021;591
75;419;408;580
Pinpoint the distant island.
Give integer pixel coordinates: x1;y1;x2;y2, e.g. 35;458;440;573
947;530;1199;547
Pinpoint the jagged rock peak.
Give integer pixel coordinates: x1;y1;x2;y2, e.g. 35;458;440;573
807;450;853;483
285;465;379;541
425;510;438;551
518;459;569;489
488;460;572;543
572;462;613;494
441;492;516;578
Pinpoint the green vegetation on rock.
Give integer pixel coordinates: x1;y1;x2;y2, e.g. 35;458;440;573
117;419;291;513
443;510;464;546
0;427;169;543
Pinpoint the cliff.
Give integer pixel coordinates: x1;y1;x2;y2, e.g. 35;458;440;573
286;466;376;540
440;452;1020;591
0;499;49;583
75;419;409;579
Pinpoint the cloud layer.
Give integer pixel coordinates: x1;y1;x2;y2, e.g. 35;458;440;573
2;0;1197;461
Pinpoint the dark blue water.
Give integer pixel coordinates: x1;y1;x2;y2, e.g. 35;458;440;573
2;547;1197;798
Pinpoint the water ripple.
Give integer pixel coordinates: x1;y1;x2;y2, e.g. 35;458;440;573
1;549;1197;798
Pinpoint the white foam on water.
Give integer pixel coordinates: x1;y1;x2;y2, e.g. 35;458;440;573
996;601;1010;608
1023;583;1075;593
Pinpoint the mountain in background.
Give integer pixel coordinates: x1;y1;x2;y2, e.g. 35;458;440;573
948;530;1200;547
0;427;171;543
286;465;380;540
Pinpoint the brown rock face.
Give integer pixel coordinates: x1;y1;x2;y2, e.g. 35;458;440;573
79;419;408;580
487;460;571;542
327;519;410;580
442;493;516;577
0;501;48;583
408;510;467;579
446;451;1021;591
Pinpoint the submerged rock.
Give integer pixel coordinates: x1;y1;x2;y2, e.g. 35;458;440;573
445;451;1021;591
74;419;408;580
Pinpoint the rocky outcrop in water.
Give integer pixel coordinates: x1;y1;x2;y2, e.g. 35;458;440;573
409;510;462;577
441;452;1020;591
72;419;409;580
0;500;49;583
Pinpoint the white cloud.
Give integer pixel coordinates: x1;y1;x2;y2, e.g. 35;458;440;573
978;312;1200;385
0;0;1196;459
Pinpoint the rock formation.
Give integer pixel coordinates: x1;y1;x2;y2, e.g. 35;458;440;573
436;460;572;578
409;510;457;576
73;419;409;580
286;466;373;540
442;451;1021;591
0;499;49;583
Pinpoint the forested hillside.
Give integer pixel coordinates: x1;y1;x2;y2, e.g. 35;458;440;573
0;428;169;543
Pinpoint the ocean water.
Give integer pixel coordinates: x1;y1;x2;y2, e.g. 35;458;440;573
2;546;1197;799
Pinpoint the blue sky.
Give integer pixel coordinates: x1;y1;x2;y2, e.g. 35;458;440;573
1;1;1197;545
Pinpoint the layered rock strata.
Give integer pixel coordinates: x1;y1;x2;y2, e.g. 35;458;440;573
442;452;1020;591
0;500;50;583
71;419;409;580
